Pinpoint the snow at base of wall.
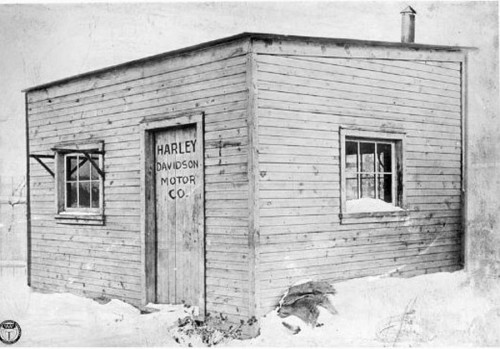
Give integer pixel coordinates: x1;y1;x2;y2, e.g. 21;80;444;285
1;267;500;346
235;271;500;347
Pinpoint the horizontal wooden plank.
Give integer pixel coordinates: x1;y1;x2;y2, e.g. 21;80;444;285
206;251;249;263
28;39;249;102
421;61;460;71
30;274;141;302
206;302;249;317
30;224;139;237
30;57;247;113
259;181;339;190
31;242;141;261
30;262;141;287
259;213;461;235
260;222;461;244
408;202;461;211
260;205;338;217
258;108;460;134
31;217;141;231
406;181;461;189
206;259;249;271
31;250;141;269
259;163;338;174
259;258;462;306
370;59;460;78
205;163;248;175
259;125;334;140
32;231;140;247
205;191;248;200
206;226;249;236
259;143;336;157
258;92;460;132
29;104;247;148
206;199;248;209
29;94;247;148
259;79;460;115
260;251;461;286
207;284;249;297
29;77;247;129
261;214;339;226
205;217;248;227
259;153;339;165
259;134;337;148
260;248;460;288
30;268;142;295
205;208;248;218
407;195;461;204
206;243;248;254
252;40;464;62
260;197;338;209
257;61;460;106
407;189;461;196
32;237;140;254
206;276;249;289
290;56;461;89
207;291;248;304
256;54;461;98
259;230;460;255
206;268;249;281
354;58;461;84
205;182;248;192
260;237;460;263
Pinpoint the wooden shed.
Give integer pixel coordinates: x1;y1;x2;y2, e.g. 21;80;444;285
24;32;470;329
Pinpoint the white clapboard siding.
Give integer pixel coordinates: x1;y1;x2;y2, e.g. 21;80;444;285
27;40;251;317
255;54;463;315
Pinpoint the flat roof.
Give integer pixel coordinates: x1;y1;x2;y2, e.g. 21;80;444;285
23;32;475;93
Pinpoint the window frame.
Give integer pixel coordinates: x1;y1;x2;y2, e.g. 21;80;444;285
345;139;396;204
339;127;407;224
63;153;103;213
54;141;105;225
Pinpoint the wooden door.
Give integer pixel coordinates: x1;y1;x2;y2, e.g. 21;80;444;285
154;124;203;307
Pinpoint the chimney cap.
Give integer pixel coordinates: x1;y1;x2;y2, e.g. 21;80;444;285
400;6;417;15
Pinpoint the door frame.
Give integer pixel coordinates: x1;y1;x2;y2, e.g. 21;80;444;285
140;112;205;316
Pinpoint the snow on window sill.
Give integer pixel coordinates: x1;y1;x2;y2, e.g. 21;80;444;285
55;212;104;226
340;198;407;225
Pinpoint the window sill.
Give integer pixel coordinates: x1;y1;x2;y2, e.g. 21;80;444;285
55;213;105;226
339;210;408;225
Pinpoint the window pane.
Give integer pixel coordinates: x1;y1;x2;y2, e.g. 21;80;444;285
66;156;78;181
79;158;90;181
79;182;91;207
66;183;78;208
360;174;375;198
345;141;358;173
90;156;100;180
378;174;393;203
346;176;358;200
377;143;392;173
91;182;100;208
360;143;375;173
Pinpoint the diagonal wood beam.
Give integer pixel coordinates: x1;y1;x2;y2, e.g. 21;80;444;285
30;155;55;178
81;152;105;179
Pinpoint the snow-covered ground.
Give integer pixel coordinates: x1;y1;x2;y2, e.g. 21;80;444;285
1;268;499;346
236;271;500;347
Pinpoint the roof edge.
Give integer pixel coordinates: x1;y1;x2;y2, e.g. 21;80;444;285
22;32;477;93
22;32;251;93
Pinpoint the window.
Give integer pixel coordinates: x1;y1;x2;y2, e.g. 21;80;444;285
340;128;406;223
54;142;104;225
64;154;102;211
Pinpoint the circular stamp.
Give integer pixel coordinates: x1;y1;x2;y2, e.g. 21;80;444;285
0;320;22;345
